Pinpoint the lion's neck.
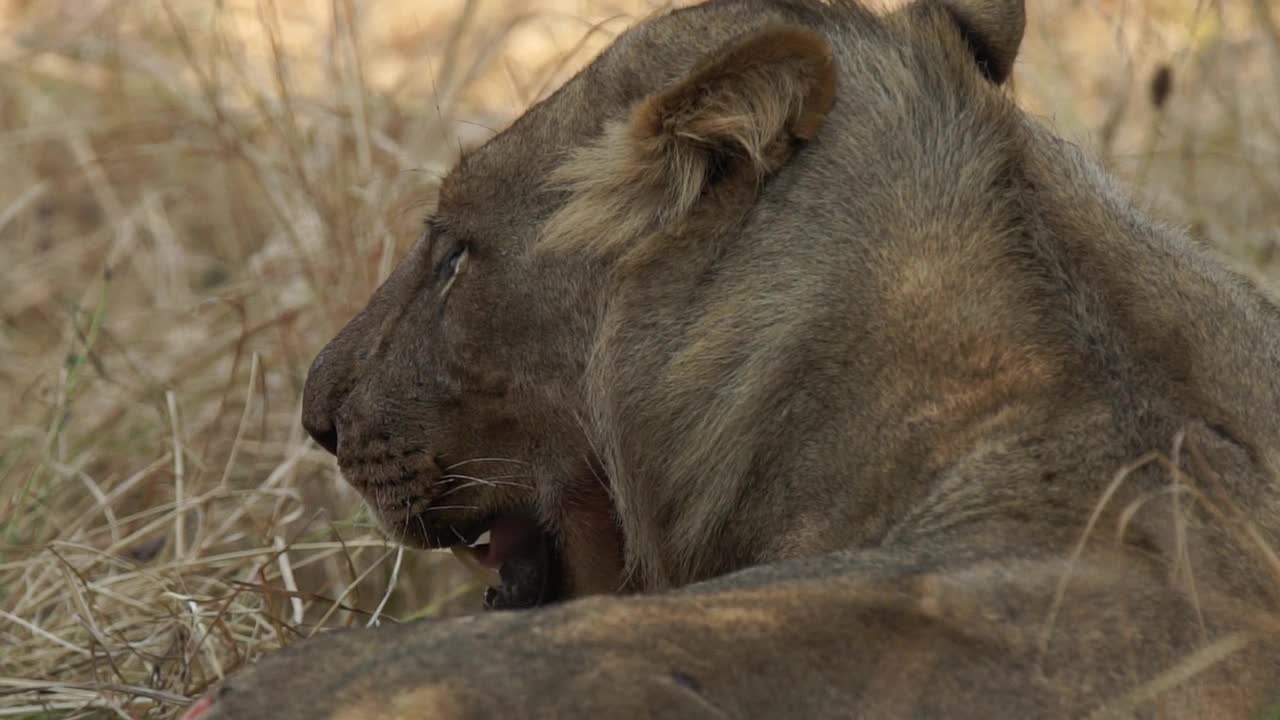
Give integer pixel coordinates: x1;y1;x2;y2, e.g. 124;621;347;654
590;98;1280;594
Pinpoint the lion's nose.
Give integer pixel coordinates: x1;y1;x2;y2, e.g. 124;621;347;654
301;345;343;455
303;409;340;456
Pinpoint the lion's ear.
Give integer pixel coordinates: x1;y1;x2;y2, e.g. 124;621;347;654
938;0;1025;84
632;25;837;183
541;25;836;255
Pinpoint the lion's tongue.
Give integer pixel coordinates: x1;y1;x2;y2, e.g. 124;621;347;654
469;515;539;569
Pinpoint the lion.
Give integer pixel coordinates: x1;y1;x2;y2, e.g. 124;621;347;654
185;0;1280;717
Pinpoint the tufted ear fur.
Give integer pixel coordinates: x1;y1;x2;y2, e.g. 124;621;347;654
937;0;1025;84
541;25;836;255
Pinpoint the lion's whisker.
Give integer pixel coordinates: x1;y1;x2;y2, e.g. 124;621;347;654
422;505;481;513
449;525;468;545
437;480;531;499
439;473;530;484
444;458;531;471
416;513;429;546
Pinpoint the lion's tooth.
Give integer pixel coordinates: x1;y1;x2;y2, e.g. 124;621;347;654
473;531;491;547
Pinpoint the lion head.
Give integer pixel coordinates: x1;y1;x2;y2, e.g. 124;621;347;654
301;0;1027;608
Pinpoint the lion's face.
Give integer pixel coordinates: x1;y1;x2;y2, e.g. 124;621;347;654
302;0;1023;607
301;146;610;607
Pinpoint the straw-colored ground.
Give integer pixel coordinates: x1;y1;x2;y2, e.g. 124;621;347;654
1;0;1277;717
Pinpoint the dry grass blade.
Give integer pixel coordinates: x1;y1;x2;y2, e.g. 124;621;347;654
1086;631;1256;720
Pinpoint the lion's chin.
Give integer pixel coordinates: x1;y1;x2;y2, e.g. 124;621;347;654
451;513;562;610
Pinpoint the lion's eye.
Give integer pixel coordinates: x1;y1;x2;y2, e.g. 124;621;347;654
439;243;467;279
447;245;466;273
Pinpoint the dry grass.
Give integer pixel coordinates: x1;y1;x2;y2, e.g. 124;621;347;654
0;0;1277;718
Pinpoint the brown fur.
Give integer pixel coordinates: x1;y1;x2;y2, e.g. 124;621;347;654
191;0;1280;717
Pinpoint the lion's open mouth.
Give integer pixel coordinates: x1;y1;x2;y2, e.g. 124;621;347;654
451;513;561;610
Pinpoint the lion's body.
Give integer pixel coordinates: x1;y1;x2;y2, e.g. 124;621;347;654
193;1;1280;718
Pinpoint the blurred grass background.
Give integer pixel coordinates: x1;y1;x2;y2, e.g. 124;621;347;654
0;0;1277;717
